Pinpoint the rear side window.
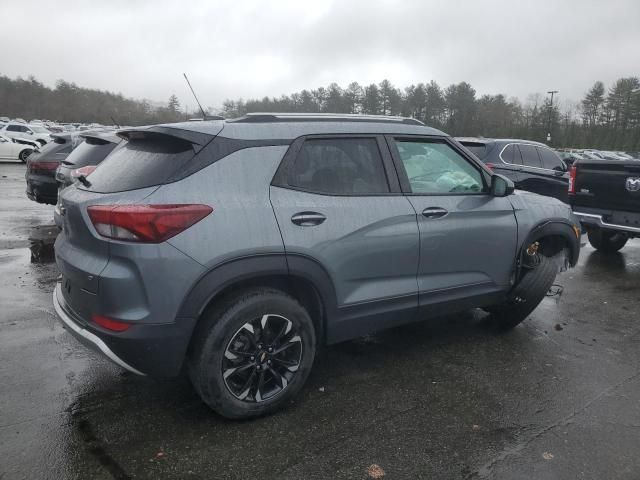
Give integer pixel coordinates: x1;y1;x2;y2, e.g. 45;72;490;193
537;147;564;170
65;140;118;167
83;136;195;193
7;125;21;132
518;144;542;168
288;138;389;195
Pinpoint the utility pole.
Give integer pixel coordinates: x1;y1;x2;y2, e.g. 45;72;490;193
547;90;558;144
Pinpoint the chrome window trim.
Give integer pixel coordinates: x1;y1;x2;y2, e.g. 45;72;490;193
498;142;561;173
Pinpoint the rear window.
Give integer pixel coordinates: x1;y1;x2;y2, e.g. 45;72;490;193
83;136;195;193
461;142;487;159
65;140;118;167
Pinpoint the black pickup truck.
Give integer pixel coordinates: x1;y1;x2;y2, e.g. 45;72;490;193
569;160;640;252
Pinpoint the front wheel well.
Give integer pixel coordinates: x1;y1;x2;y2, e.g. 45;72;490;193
536;234;570;259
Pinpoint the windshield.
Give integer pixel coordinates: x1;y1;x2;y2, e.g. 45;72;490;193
30;126;50;133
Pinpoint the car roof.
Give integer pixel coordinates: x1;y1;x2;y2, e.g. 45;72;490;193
456;137;548;147
122;113;446;143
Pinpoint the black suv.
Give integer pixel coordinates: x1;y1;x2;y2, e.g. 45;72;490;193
457;138;569;203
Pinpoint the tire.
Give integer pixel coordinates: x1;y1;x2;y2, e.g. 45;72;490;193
587;228;628;253
487;254;558;331
19;149;32;163
188;287;316;419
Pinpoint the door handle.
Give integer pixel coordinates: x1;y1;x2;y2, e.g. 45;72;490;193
291;212;326;227
422;207;448;219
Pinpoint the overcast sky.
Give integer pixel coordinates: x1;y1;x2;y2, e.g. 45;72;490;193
1;0;639;110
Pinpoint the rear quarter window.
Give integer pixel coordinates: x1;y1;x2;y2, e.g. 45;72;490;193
83;137;195;193
461;142;487;159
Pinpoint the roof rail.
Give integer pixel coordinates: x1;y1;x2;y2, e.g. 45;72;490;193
228;112;425;126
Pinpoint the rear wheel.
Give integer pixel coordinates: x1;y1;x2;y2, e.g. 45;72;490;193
19;149;32;162
487;254;558;331
188;288;316;419
587;228;628;253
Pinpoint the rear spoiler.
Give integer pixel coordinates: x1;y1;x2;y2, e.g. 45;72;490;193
116;125;220;152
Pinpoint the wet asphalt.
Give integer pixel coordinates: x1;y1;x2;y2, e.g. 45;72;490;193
1;161;639;480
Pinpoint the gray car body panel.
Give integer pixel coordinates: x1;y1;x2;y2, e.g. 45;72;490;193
53;118;580;376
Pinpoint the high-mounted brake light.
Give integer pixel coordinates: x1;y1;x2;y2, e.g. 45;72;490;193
92;314;131;332
87;204;213;243
71;165;97;178
568;165;577;194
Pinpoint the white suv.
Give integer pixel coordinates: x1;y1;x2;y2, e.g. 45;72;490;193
1;123;52;146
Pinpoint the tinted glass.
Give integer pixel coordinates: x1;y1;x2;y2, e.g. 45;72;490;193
83;137;195;193
64;140;118;167
518;144;542;168
461;142;487;159
289;138;389;194
396;140;483;194
538;147;564;170
7;125;20;132
501;144;517;164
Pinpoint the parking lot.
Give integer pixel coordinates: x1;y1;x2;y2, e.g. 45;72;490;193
1;159;640;479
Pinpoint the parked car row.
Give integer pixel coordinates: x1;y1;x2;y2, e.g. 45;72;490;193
557;148;638;164
52;113;582;418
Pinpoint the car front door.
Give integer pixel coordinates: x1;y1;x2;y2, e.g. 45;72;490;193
387;136;518;311
270;135;420;342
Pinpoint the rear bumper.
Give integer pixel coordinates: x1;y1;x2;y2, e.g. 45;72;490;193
54;283;145;375
53;282;196;376
574;210;640;235
26;177;57;204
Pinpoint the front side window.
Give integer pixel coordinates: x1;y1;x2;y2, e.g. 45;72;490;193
7;125;20;132
518;144;542;168
395;140;484;194
288;138;389;195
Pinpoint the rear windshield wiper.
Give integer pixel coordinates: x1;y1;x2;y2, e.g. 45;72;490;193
77;175;91;187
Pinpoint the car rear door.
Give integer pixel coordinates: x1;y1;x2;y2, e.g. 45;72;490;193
269;135;420;342
516;143;567;201
387;136;518;311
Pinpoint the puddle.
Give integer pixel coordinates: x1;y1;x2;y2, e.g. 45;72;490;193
29;225;59;264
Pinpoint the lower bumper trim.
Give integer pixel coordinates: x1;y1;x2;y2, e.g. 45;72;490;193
53;285;146;376
574;211;640;234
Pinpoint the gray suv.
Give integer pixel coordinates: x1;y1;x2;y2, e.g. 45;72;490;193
54;113;581;418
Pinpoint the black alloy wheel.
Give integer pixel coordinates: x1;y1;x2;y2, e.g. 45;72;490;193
222;313;302;403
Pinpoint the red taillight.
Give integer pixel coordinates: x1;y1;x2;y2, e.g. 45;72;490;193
92;315;131;332
29;161;58;171
568;165;577;194
87;204;213;243
485;163;496;171
72;165;97;178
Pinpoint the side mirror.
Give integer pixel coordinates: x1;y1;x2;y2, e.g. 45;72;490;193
491;174;515;197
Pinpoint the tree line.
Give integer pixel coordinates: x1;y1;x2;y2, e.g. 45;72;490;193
0;75;190;126
221;78;640;150
1;73;638;150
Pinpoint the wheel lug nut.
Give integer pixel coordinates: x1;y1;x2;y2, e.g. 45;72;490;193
250;356;255;361
268;347;273;353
